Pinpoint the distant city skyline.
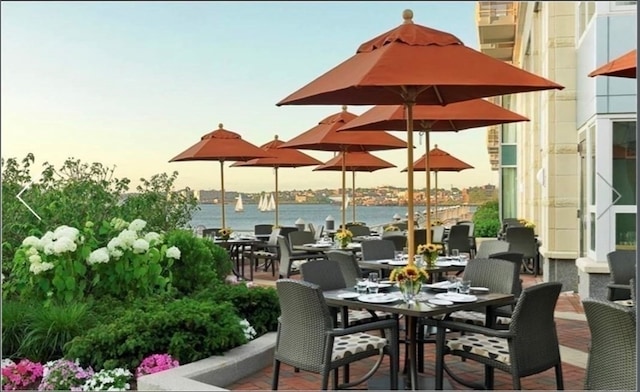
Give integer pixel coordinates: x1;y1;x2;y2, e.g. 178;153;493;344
1;1;499;193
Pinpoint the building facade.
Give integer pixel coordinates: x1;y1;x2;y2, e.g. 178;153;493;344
476;1;637;298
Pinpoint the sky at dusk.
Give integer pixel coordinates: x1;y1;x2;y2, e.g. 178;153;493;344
1;1;501;193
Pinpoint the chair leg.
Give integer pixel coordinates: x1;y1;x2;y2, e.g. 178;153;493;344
511;374;521;390
555;363;564;390
485;364;494;389
271;359;280;390
321;370;330;390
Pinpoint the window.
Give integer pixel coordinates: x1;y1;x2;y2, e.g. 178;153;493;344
590;124;596;205
501;167;517;220
577;2;596;40
612;121;636;205
615;213;636;251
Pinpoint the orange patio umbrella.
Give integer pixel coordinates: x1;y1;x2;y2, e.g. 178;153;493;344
314;151;396;223
278;106;407;229
589;49;637;79
340;99;529;230
170;124;271;228
401;145;474;216
277;9;562;266
231;135;322;226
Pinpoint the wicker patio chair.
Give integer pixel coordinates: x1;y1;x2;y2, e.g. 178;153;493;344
434;282;564;390
582;298;636;390
346;224;371;237
504;226;539;276
380;233;406;252
360;239;395;261
475;239;509;259
277;236;323;278
272;279;399;390
446;224;471;255
325;250;363;287
606;250;636;301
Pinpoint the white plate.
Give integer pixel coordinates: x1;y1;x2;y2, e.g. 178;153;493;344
435;261;452;267
470;287;489;293
449;261;468;266
428;298;454;306
424;281;453;290
357;294;399;304
379;280;395;285
338;292;360;299
389;260;408;266
376;259;394;264
435;293;478;303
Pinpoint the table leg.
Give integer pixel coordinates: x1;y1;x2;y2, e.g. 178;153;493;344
407;315;418;390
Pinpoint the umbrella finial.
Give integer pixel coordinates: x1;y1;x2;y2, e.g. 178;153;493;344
435;144;438;148
342;105;348;112
402;9;414;24
218;123;224;129
274;134;279;140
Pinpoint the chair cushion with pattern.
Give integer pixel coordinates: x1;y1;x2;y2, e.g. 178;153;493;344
446;333;511;365
449;310;511;326
331;332;387;361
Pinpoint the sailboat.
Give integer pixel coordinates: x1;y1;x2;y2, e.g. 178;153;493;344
340;194;351;211
266;193;276;212
257;194;267;212
235;194;244;213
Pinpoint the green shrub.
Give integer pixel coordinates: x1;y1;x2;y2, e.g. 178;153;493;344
2;300;34;359
164;230;233;295
473;200;501;237
195;283;280;336
64;297;247;371
2;300;94;363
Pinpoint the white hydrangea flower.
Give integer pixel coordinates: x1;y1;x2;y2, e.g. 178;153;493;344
144;232;162;244
53;225;80;242
240;319;257;340
26;247;39;256
87;247;110;265
165;246;181;260
28;254;42;264
41;231;55;242
117;229;138;249
128;219;147;232
53;237;77;254
29;261;54;275
43;241;55;255
22;236;42;249
110;218;129;231
110;248;124;259
132;238;149;254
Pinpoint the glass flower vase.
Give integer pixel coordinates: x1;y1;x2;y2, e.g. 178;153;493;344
423;254;436;268
399;280;422;305
340;239;350;249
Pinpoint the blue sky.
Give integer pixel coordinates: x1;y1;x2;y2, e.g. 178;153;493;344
1;1;498;193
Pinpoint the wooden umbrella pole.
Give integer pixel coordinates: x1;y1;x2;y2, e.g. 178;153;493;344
405;102;415;265
275;166;279;227
341;151;347;230
434;171;439;224
352;169;356;223
220;160;226;228
425;131;431;242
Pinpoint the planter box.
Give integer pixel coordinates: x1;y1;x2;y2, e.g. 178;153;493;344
137;332;276;391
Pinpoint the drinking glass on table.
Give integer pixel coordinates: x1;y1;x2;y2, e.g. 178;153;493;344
447;276;459;293
394;251;403;261
368;272;380;294
450;249;460;257
458;279;472;295
356;278;368;294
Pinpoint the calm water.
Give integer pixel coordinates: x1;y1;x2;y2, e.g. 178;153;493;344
189;203;412;232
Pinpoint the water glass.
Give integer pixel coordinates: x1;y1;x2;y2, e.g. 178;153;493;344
447;276;459;293
458;279;472;295
368;272;380;294
394;250;403;261
356;278;368;294
451;249;460;257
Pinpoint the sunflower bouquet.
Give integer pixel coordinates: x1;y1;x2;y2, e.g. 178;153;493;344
218;228;233;240
431;220;444;227
334;229;353;248
518;218;536;229
417;243;442;267
384;225;400;232
389;264;429;304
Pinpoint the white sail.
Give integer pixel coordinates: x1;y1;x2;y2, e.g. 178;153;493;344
235;194;244;213
258;194;267;211
340;195;351;211
266;193;276;211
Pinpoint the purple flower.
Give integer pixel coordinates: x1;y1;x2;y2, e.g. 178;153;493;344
136;353;179;378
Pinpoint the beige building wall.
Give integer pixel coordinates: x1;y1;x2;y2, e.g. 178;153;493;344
511;2;580;284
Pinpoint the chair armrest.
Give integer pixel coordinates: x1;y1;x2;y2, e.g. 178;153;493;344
436;318;514;339
608;283;632;290
328;318;397;337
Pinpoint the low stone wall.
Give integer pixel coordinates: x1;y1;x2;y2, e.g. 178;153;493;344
137;332;276;391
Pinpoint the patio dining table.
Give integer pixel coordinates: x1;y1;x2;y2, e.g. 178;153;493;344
213;237;262;280
359;259;467;283
323;288;514;390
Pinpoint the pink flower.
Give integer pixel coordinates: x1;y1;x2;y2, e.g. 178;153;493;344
1;359;44;391
136;354;179;378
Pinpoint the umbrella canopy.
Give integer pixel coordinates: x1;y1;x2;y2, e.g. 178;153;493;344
314;151;396;222
401;145;474;215
231;135;322;226
340;99;528;232
279;106;407;228
277;9;562;266
589;49;637;79
170;123;270;228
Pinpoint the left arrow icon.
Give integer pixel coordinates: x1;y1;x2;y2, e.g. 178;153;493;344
16;182;42;221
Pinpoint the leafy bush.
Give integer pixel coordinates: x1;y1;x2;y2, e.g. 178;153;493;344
1;154;199;273
2;301;34;359
64;297;248;371
195;283;279;336
473;200;501;237
164;229;233;295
